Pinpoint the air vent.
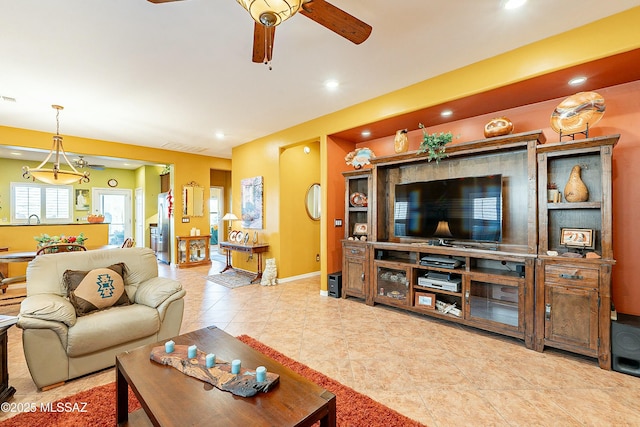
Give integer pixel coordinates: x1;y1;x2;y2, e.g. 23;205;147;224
160;142;209;154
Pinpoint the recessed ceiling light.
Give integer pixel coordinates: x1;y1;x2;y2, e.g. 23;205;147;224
441;110;453;117
215;131;225;139
504;0;526;10
569;76;588;86
303;146;311;154
361;130;371;137
324;80;339;90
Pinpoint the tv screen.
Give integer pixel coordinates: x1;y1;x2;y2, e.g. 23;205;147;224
394;175;502;242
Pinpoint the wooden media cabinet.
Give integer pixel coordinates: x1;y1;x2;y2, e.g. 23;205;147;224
341;130;618;369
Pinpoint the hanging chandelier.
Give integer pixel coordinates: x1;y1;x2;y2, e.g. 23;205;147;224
22;105;90;185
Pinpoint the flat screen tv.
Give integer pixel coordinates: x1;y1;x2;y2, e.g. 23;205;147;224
394;175;503;242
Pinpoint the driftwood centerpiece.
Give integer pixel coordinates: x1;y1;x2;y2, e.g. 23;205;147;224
150;345;279;397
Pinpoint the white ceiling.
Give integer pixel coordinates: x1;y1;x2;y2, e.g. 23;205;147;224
1;0;639;162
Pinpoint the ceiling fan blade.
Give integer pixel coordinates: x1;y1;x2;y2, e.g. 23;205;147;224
300;0;371;45
252;22;276;64
147;0;183;3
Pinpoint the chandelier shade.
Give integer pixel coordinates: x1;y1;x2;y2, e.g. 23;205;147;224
236;0;303;27
22;105;90;185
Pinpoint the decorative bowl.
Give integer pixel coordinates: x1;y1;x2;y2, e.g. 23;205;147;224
484;117;514;138
550;91;605;135
87;214;105;223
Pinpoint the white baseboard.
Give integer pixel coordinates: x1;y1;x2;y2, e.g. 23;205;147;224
276;270;320;284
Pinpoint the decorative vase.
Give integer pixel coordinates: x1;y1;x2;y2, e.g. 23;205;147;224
394;129;409;153
484;117;514;138
564;165;589;202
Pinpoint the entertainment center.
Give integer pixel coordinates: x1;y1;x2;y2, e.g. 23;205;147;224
341;130;618;369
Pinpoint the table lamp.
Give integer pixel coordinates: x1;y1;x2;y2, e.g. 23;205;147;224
222;213;239;235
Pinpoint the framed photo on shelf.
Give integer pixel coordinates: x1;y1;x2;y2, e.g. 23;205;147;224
414;292;436;309
560;228;595;249
353;223;368;235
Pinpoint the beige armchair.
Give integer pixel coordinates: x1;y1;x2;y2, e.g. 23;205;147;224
17;247;185;389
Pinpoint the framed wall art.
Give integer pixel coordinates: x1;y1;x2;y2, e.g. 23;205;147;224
75;189;90;211
560;228;595;249
241;176;263;229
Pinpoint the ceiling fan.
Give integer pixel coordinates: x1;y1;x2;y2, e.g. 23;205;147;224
74;156;106;171
147;0;372;65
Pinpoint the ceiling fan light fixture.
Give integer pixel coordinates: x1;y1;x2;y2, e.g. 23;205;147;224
22;105;90;185
236;0;303;27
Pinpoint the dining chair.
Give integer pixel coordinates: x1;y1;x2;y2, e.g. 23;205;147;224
121;238;135;248
35;243;87;256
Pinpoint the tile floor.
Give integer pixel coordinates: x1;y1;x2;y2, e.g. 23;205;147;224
2;259;640;426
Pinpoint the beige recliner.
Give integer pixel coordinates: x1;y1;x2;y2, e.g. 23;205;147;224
17;247;185;389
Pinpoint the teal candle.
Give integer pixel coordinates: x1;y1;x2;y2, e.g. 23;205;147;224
231;359;241;374
165;340;175;354
256;366;266;382
187;345;197;359
205;353;216;368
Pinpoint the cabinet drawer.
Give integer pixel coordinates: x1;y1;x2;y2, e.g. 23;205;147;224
544;264;599;288
344;244;367;257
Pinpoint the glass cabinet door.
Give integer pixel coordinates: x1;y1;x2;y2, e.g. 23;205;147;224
468;280;519;327
189;238;207;262
376;266;410;305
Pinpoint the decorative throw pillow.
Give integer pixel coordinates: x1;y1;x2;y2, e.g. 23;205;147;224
63;263;130;316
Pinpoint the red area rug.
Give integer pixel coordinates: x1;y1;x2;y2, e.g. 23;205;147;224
0;335;425;426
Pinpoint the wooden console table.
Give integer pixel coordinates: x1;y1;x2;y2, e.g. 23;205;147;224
219;241;269;283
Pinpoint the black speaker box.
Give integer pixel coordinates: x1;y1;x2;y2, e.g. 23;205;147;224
612;313;640;377
328;272;342;298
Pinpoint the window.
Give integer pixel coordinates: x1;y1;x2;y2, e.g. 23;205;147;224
10;182;73;224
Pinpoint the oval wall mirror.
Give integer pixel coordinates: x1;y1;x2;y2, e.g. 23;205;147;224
305;183;321;220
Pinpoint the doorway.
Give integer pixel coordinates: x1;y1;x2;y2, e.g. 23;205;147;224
210;187;223;257
92;188;133;246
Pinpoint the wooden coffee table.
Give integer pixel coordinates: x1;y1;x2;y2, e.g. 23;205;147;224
116;326;336;426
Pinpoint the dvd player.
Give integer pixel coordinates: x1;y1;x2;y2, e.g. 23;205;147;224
417;276;462;292
419;256;463;269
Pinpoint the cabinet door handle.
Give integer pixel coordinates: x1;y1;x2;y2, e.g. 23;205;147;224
545;303;551;320
360;273;365;282
559;273;583;280
465;290;470;304
351;249;360;254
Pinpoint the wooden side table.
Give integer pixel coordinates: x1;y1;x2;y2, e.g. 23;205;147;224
219;242;269;283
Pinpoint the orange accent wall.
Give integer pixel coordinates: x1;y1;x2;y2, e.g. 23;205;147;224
326;136;362;275
357;80;640;315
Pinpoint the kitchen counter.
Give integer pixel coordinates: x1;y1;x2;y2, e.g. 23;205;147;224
0;223;109;277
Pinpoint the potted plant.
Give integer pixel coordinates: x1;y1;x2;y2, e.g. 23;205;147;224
417;123;454;162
